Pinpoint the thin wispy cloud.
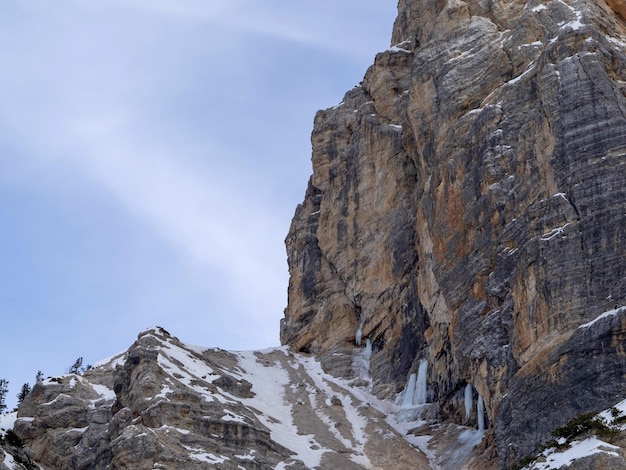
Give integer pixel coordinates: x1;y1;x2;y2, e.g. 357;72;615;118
70;141;288;313
0;1;398;409
100;0;393;59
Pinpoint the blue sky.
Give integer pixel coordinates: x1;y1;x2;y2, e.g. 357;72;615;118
0;1;398;408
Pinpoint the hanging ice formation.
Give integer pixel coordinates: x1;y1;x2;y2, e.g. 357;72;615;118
397;359;429;422
464;384;473;420
401;373;417;408
351;338;372;381
477;395;485;432
355;311;365;346
414;359;428;406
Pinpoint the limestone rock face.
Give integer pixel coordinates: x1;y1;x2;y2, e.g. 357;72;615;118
282;0;626;466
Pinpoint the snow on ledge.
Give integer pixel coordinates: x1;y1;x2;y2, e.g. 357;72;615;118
578;306;626;329
2;451;16;469
387;45;412;53
386;38;412;54
0;411;18;437
529;436;620;469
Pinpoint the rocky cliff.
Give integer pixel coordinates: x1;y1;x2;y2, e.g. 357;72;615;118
282;0;626;466
2;0;626;468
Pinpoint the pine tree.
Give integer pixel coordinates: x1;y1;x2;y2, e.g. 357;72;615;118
69;357;83;375
0;379;9;413
36;370;44;383
16;383;31;407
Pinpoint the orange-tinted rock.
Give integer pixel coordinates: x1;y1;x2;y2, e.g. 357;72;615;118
606;0;626;20
282;0;626;466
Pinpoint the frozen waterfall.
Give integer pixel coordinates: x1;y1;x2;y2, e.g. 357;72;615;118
364;337;372;359
351;338;372;381
397;359;429;422
401;373;417;408
464;383;473;420
355;326;362;347
414;359;428;406
355;312;365;346
477;395;485;432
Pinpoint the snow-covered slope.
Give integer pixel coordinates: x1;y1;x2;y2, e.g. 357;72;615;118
3;328;625;469
524;399;626;470
9;328;431;469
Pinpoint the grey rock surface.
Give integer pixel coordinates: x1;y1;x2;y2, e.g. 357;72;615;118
282;0;626;466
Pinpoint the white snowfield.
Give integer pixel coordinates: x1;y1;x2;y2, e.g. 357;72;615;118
144;332;430;468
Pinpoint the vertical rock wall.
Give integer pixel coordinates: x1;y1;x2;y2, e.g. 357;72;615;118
282;0;626;465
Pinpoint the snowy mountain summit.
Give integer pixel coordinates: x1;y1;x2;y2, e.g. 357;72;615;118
3;0;626;466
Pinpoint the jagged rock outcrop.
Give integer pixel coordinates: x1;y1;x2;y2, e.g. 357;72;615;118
282;0;626;466
11;328;431;469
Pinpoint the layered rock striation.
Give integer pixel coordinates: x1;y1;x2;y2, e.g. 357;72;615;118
3;0;626;468
282;0;626;466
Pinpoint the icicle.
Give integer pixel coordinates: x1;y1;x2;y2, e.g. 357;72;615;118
464;384;473;420
355;312;364;346
414;359;428;406
477;395;485;432
397;361;431;422
401;373;417;408
351;337;372;381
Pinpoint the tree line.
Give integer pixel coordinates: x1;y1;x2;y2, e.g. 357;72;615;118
1;357;91;413
0;376;35;413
